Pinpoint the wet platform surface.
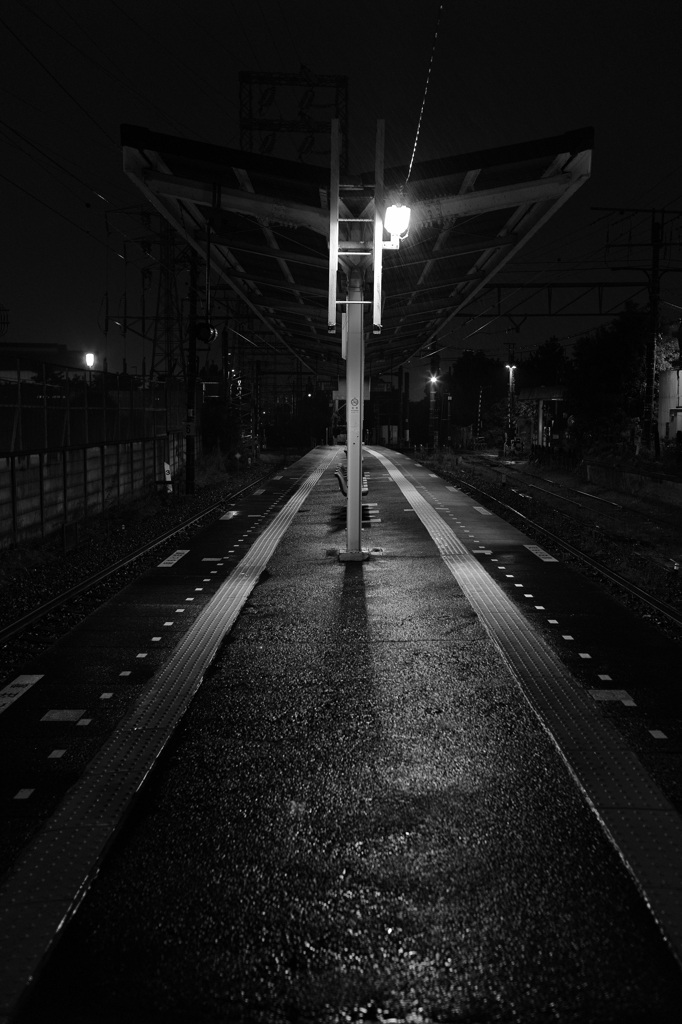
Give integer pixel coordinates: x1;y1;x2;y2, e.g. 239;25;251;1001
2;447;682;1023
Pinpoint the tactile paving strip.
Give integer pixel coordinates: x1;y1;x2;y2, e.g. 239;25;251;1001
368;447;682;967
0;448;340;1021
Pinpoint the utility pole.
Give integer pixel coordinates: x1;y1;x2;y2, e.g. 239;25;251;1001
186;253;197;495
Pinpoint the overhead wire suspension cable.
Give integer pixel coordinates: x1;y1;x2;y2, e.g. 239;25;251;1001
406;2;443;184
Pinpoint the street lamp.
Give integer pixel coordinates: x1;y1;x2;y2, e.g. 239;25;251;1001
428;373;439;449
85;353;94;368
384;202;411;239
383;199;411;251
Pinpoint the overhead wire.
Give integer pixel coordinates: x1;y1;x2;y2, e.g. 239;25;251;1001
0;117;123;204
47;0;214;143
276;0;303;66
106;0;239;134
0;170;124;256
0;127;101;207
0;11;117;149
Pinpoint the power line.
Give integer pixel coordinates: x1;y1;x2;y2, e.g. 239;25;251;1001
0;12;117;149
107;0;239;132
0;170;123;256
276;0;303;66
0;117;113;204
48;0;213;143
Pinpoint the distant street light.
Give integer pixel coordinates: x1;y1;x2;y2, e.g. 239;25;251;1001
428;373;439;448
85;353;95;368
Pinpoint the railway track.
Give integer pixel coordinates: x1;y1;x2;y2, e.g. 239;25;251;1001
0;470;275;651
451;472;682;631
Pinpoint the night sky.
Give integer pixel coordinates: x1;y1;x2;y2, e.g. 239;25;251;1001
2;0;681;377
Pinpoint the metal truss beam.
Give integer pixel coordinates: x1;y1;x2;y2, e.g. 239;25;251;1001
143;170;329;235
123;148;316;375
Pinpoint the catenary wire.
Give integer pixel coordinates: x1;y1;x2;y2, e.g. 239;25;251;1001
406;2;443;184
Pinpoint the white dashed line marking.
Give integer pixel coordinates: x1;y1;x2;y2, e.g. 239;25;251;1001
76;719;92;726
0;675;44;716
185;598;194;602
48;750;65;759
151;637;161;642
220;511;238;520
14;790;34;800
164;622;173;626
194;588;203;592
598;674;612;681
588;689;636;706
650;730;667;739
100;693;113;699
535;605;545;610
524;594;533;598
548;619;558;624
157;550;190;568
41;710;84;722
136;653;147;659
119;671;131;677
524;544;558;562
579;653;591;659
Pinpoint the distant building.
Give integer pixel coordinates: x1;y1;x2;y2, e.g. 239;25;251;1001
658;370;682;440
516;385;566;448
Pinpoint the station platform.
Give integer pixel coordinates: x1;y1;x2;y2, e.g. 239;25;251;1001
2;446;682;1023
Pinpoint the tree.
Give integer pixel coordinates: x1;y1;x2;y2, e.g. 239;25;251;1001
565;302;647;455
448;349;506;429
517;337;568;389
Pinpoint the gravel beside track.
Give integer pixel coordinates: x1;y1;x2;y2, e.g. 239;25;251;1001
0;456;296;688
423;453;682;644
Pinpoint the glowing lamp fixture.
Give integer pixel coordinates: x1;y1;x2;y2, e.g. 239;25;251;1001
429;374;438;384
85;353;94;368
384;203;411;238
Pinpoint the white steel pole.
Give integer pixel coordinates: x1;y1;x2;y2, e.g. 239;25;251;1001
373;119;385;334
328;120;340;333
342;267;367;559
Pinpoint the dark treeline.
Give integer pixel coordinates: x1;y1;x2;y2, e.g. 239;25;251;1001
406;303;680;458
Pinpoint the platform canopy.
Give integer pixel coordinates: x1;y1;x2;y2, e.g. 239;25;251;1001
121;124;593;377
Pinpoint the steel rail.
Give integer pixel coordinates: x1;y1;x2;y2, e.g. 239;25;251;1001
0;471;278;648
453;475;682;630
521;481;624;522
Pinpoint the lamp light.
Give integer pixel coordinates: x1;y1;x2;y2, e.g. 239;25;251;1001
429;374;438;384
384;203;411;238
85;353;94;368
